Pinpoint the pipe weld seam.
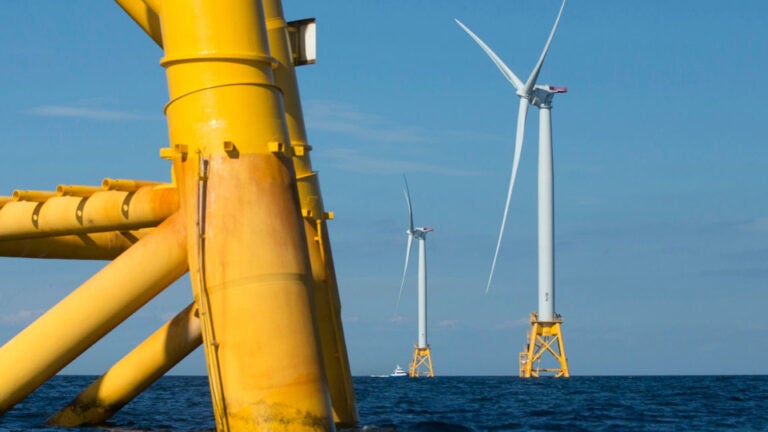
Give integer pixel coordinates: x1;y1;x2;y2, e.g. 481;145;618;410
163;82;283;114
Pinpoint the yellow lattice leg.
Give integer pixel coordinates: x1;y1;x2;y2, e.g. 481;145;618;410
519;313;569;378
409;345;434;377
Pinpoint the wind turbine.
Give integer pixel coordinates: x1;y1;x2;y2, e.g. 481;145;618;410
456;0;570;378
396;176;434;377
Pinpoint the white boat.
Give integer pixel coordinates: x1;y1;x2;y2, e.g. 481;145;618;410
389;365;408;377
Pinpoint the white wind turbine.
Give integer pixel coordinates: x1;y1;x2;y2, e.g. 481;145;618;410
456;0;566;323
396;176;434;375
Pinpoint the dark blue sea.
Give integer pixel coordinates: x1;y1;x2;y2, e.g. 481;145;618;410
1;375;766;431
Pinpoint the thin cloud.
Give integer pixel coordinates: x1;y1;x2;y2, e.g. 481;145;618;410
323;147;481;177
737;217;768;233
28;105;145;121
304;100;483;176
700;267;768;279
436;319;460;328
0;309;42;325
493;317;529;330
389;315;408;324
304;100;427;144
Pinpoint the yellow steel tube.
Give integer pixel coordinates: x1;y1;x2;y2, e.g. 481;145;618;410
159;0;333;429
263;1;357;426
102;178;163;191
0;185;177;241
48;302;202;426
56;185;103;197
0;212;187;415
12;190;57;202
114;0;163;47
0;229;151;259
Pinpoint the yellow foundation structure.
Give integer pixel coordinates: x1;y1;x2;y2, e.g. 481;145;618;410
263;0;357;426
0;1;356;430
519;312;570;378
409;345;435;378
159;1;334;430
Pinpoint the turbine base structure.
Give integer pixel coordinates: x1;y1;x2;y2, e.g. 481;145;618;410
519;313;569;378
0;0;356;429
409;345;434;377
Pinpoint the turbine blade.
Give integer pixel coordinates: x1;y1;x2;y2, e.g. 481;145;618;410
455;19;524;91
403;175;414;232
523;0;566;95
487;98;529;293
396;233;414;315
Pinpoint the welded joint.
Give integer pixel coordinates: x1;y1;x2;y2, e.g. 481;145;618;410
31;202;44;229
121;193;135;219
75;198;88;226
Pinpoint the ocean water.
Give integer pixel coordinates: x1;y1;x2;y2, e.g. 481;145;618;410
1;375;766;431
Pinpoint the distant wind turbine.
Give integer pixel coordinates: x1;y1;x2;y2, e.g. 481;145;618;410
455;0;566;295
395;176;434;377
456;1;571;378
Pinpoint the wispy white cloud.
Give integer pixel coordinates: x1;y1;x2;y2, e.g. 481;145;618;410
0;309;42;325
323;147;481;176
737;217;768;233
28;105;145;121
303;100;486;176
389;315;409;324
304;100;426;144
436;319;460;328
493;317;529;330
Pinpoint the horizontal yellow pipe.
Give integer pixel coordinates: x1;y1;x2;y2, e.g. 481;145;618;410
12;190;57;202
0;185;177;241
102;178;164;192
0;212;188;415
0;229;151;260
56;185;104;197
48;302;201;427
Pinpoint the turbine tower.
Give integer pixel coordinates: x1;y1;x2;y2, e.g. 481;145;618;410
456;0;570;378
396;176;435;377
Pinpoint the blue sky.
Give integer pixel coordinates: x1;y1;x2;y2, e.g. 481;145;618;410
1;1;767;377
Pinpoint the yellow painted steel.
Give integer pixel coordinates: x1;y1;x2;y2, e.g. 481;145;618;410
113;0;163;47
115;6;355;422
0;212;187;415
263;0;357;426
12;190;57;202
519;313;570;378
0;185;177;241
56;185;103;197
0;229;151;259
158;0;334;430
409;345;435;377
48;302;202;426
102;178;163;192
